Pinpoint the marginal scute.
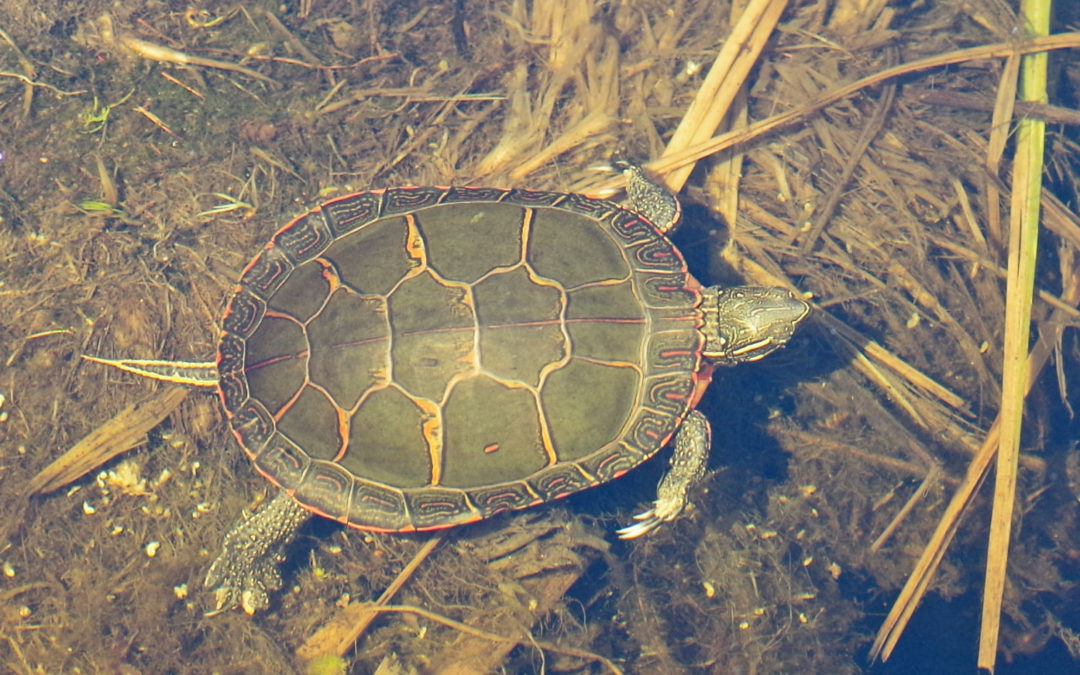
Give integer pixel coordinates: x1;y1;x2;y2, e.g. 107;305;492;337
628;237;684;270
638;273;699;308
230;399;275;455
606;208;659;244
643;373;696;417
467;481;538;515
222;289;266;338
240;246;294;299
442;186;509;203
216;333;245;376
349;479;410;531
320;191;383;238
272;211;334;263
558;192;613;218
405;487;477;530
530;462;595;501
217;371;249;414
643;325;703;375
382;186;444;214
253;434;310;487
580;442;645;482
503;188;565;207
296;460;356;522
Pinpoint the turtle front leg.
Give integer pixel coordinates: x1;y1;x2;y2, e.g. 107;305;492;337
203;489;310;615
617;409;711;539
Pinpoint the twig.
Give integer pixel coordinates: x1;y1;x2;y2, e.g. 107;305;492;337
296;534;444;660
0;71;86;97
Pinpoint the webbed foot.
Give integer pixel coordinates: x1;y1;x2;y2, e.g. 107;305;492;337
617;410;710;539
203;489;310;615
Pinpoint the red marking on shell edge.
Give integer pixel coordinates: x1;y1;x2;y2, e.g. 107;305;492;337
300;499;485;534
548;478;599;501
659;349;692;358
483;443;500;454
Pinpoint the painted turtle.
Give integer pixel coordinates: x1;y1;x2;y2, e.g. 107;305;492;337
91;163;809;614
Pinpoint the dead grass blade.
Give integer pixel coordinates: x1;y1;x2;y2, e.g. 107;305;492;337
797;49;897;253
473;1;618;181
25;386;189;497
983;54;1020;249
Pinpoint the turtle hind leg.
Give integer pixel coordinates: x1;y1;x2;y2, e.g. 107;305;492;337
617;409;711;539
203;489;311;615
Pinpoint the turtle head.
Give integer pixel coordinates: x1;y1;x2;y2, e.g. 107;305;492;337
701;286;810;365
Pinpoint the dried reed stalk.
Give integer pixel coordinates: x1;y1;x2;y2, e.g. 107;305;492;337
660;0;788;191
978;0;1051;668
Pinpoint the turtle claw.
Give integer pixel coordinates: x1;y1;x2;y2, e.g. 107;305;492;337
616;495;686;539
203;554;280;616
616;509;661;539
205;586;271;617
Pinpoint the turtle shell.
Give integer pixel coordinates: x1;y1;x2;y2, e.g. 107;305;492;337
215;186;710;532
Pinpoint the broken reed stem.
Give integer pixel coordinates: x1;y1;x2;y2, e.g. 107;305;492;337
977;0;1050;669
661;0;788;191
